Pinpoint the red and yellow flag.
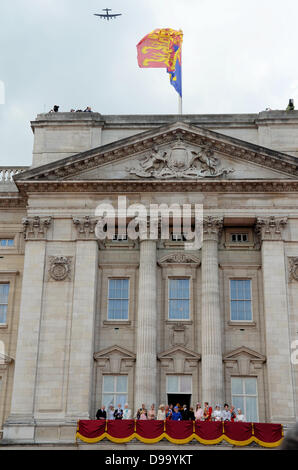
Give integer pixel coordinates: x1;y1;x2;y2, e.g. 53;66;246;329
137;28;183;96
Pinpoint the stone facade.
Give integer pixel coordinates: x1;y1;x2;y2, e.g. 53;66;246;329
0;111;298;443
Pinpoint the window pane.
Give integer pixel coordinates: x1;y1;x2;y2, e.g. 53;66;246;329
0;284;9;303
116;394;128;409
245;378;257;395
7;239;14;247
0;305;7;324
244;280;251;299
244;301;252;321
103;376;114;393
116;376;128;393
167;376;178;393
102;394;114;409
246;396;258;422
231;377;243;395
169;299;189;320
180;376;192;393
230;280;237;300
233;396;244;413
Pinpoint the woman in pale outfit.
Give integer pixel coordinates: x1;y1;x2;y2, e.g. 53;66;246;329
107;405;114;420
195;403;204;421
235;408;246;422
157;404;166;420
123;403;132;419
148;403;156;420
212;405;222;422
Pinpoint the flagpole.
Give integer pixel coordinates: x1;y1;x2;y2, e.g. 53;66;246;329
178;95;182;115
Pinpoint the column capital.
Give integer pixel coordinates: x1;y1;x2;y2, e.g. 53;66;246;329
22;216;52;240
72;216;99;240
203;216;223;242
256;216;288;241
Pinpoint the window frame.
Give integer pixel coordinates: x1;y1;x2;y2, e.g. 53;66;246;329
166;375;192;394
0;283;10;325
231;376;259;422
229;278;253;323
102;374;128;409
107;278;130;321
168;277;191;321
0;238;14;248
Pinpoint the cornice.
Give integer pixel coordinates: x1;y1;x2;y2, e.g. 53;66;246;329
15;179;298;194
0;196;27;208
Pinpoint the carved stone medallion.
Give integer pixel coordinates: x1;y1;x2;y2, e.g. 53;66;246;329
288;257;298;282
48;256;72;281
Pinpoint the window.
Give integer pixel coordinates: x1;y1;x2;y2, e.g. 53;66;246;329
0;239;14;247
171;233;185;242
230;279;252;321
168;279;190;320
102;375;128;409
231;233;248;243
167;375;192;394
0;283;9;324
231;377;258;422
108;279;129;320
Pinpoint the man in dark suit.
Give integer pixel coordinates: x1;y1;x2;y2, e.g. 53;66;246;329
181;404;190;420
96;405;106;420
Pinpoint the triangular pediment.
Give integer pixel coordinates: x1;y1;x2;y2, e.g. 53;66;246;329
94;345;136;361
158;345;201;361
14;122;298;188
223;346;266;362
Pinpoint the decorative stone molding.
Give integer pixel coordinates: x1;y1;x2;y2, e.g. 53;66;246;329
256;216;288;241
47;256;73;282
158;253;200;267
158;346;201;374
288;257;298;282
0;352;14;366
128;137;234;179
223;346;266;375
14;180;298;195
169;323;189;347
72;216;99;239
203;216;223;242
94;345;136;374
22;216;52;240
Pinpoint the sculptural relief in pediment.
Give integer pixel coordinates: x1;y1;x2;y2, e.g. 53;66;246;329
127;138;234;179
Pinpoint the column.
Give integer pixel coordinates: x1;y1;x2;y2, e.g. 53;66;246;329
4;216;51;441
65;217;99;421
257;216;295;423
134;239;157;411
201;216;224;405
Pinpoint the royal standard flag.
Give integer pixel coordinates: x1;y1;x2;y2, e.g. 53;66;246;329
137;28;183;97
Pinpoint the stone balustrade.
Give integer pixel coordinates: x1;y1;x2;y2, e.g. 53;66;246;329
0;167;28;184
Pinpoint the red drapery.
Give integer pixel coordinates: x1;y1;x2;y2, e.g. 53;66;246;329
76;420;283;447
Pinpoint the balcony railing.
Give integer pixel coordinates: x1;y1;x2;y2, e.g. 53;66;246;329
0;167;29;185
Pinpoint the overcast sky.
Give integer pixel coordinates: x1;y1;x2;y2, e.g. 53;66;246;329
1;0;298;166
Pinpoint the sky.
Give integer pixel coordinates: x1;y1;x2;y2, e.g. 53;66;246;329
1;0;298;166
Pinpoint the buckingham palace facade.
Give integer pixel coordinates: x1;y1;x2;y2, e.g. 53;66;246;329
0;110;298;443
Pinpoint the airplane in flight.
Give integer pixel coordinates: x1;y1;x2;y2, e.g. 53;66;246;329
94;8;122;21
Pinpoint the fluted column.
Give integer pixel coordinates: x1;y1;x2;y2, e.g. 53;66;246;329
134;239;157;411
201;216;224;406
256;216;295;423
4;217;51;441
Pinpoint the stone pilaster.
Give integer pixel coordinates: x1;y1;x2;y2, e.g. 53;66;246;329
3;217;52;442
256;216;295;423
134;237;157;411
65;218;99;421
201;216;224;405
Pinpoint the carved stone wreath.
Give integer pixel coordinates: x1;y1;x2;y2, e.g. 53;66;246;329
48;256;72;281
128;138;234;179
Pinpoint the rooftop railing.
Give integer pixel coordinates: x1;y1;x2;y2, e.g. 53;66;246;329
0;167;29;184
